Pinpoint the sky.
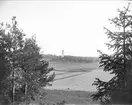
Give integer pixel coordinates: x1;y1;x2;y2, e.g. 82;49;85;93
0;0;131;57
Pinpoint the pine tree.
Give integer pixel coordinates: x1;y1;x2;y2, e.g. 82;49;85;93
0;16;24;104
0;22;12;105
18;36;55;105
91;3;132;104
0;17;55;105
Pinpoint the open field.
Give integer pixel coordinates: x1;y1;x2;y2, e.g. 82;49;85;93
40;55;114;104
46;68;114;92
38;89;99;105
49;61;100;71
45;60;114;91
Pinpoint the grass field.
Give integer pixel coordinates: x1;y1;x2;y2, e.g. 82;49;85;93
49;60;100;71
38;89;99;105
42;54;99;63
34;55;113;105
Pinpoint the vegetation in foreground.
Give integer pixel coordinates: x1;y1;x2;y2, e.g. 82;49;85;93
0;17;55;105
0;16;99;105
37;89;99;105
92;3;132;104
1;3;132;105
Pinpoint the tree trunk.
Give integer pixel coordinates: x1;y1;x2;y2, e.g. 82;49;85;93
25;81;28;105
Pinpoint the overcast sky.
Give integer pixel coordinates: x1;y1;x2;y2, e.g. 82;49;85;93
0;0;131;57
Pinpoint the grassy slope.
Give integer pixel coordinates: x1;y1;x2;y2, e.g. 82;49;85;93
36;54;100;105
43;54;100;72
38;89;99;105
49;61;99;71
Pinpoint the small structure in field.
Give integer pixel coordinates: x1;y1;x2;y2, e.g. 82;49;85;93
61;50;64;58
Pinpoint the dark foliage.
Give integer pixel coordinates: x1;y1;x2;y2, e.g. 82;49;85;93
0;17;55;105
91;3;132;104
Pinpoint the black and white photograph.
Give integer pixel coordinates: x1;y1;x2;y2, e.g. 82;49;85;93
0;0;132;105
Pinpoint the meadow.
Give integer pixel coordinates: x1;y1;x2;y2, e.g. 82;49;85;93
38;89;99;105
37;55;114;105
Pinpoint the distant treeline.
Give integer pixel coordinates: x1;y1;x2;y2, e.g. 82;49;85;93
42;54;99;63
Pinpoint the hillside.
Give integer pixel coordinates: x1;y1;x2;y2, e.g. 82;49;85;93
29;54;110;105
43;54;102;91
39;54;103;105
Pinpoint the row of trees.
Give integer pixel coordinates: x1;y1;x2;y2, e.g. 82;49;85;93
0;17;55;105
92;3;132;104
43;54;99;63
